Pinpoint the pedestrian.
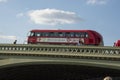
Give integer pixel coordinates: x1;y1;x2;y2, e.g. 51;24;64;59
13;40;17;44
77;40;84;46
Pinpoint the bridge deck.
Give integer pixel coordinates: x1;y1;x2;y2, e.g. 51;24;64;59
0;44;120;70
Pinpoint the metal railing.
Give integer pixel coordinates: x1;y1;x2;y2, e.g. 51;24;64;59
0;44;120;60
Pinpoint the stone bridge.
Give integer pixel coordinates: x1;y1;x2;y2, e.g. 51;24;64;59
0;44;120;80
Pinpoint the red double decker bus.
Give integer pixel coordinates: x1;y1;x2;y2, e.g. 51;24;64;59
114;40;120;47
27;29;104;46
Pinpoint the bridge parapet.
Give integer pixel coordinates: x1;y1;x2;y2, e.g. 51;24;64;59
0;44;120;61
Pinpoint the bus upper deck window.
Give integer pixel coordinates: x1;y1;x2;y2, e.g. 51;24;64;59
30;32;35;36
36;32;41;36
54;32;58;37
85;33;89;38
42;32;49;37
79;32;85;38
58;32;64;37
27;32;31;36
66;32;70;37
75;33;79;37
50;32;54;36
70;32;74;37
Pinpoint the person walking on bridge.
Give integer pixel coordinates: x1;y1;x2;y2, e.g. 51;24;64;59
13;40;17;44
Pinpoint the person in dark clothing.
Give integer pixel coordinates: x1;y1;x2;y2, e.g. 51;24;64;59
13;40;17;44
77;40;84;46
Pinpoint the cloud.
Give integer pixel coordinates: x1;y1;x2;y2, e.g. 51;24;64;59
0;35;17;40
86;0;108;5
27;8;82;25
0;0;7;3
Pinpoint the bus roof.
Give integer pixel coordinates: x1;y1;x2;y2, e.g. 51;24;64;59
30;29;96;32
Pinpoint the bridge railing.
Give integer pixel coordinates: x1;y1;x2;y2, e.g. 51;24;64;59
0;44;120;60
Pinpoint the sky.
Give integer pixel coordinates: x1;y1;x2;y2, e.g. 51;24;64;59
0;0;120;46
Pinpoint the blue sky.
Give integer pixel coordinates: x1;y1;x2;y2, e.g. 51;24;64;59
0;0;120;46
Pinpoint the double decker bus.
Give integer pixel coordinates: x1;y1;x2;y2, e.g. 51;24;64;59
27;29;104;46
114;40;120;47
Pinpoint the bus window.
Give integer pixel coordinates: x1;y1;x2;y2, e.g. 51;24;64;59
45;32;49;36
66;32;70;37
54;32;58;37
42;32;49;37
80;33;84;38
75;32;87;38
58;32;64;37
36;32;41;37
80;32;89;38
50;32;54;36
75;32;80;37
27;32;31;36
70;32;74;37
85;32;89;38
30;32;35;36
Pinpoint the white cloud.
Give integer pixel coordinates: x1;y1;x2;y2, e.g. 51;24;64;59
87;0;108;5
0;35;16;40
0;0;7;3
0;35;17;44
28;8;82;25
